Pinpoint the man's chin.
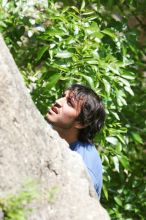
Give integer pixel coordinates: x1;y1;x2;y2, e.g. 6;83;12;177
44;114;51;123
45;113;56;126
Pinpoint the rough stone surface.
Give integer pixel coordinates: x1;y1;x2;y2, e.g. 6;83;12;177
0;35;110;220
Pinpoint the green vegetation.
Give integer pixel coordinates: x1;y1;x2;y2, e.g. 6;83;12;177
47;186;59;203
0;181;38;220
0;0;146;219
0;180;59;220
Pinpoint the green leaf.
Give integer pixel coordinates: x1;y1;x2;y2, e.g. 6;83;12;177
76;73;94;89
124;204;132;210
118;155;129;169
85;23;103;39
131;132;143;144
111;111;120;120
124;86;134;96
102;155;109;164
43;73;61;91
36;45;49;62
103;184;108;200
106;137;118;145
102;28;117;39
116;91;127;106
121;73;135;80
103;79;111;95
55;51;72;58
114;196;122;206
71;6;80;14
112;156;119;172
80;0;85;11
118;77;131;87
117;134;125;144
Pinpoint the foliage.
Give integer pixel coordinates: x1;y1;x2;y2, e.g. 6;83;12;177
0;180;59;220
47;186;59;203
0;181;38;220
0;0;146;219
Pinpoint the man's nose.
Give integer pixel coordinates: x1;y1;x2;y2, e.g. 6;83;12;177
55;97;64;107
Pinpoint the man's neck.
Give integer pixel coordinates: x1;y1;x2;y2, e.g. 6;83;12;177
53;126;79;145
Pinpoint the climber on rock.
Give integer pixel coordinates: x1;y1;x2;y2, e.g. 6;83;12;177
45;84;106;199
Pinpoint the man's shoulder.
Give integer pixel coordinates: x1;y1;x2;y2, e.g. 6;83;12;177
70;141;101;163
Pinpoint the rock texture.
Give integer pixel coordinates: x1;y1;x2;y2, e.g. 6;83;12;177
0;35;110;220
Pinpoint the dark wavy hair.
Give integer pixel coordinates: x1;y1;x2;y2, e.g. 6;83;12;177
66;84;106;143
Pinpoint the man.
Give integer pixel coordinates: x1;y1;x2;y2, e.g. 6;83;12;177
45;84;105;199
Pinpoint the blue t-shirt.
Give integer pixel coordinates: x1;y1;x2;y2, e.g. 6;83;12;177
70;141;102;199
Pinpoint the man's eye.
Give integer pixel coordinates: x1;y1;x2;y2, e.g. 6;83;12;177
67;98;73;106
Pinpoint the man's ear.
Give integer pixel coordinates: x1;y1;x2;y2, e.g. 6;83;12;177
74;121;87;129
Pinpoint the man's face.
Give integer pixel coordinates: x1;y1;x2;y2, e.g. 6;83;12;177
45;90;82;129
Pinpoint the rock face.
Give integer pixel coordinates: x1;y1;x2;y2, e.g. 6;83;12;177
0;35;110;220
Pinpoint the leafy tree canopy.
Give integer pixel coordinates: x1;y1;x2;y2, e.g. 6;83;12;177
0;0;146;219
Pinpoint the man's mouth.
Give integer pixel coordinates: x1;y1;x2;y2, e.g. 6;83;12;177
51;106;58;114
